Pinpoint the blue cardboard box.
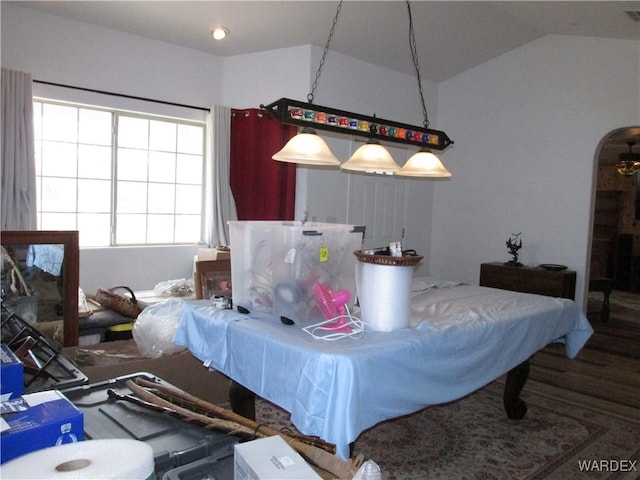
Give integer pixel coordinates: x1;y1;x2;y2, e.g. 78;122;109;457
0;344;23;401
1;390;84;464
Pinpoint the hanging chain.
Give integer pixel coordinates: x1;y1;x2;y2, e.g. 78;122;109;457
307;0;429;128
407;1;429;128
308;0;343;104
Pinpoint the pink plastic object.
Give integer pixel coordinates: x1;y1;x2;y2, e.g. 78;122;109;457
312;283;353;333
313;283;350;318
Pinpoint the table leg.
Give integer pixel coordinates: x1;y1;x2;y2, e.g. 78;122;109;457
229;380;256;421
503;359;529;419
602;288;611;323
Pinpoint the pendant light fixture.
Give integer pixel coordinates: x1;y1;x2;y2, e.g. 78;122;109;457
272;126;341;165
264;1;454;176
397;2;451;178
398;148;451;177
270;1;343;167
616;140;640;176
341;138;401;174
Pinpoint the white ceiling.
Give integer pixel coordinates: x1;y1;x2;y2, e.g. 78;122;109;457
14;1;640;82
12;0;640;158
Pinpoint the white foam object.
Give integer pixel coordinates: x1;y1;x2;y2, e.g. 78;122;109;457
357;262;414;331
1;439;155;479
353;459;383;480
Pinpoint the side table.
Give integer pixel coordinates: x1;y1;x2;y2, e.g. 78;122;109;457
479;262;577;300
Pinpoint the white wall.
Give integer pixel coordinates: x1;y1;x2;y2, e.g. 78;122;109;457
0;4;222;111
79;246;199;294
221;45;313;109
433;35;640;306
1;3;223;292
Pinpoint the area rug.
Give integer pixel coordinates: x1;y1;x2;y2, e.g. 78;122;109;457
256;381;640;480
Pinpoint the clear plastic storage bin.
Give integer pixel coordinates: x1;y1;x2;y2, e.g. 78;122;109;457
228;221;365;322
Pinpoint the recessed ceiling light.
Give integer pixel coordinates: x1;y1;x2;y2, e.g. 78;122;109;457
211;26;229;40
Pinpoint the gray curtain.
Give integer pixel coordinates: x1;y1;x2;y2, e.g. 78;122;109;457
1;68;37;230
205;105;238;246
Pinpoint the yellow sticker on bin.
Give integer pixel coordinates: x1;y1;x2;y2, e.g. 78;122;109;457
319;246;328;262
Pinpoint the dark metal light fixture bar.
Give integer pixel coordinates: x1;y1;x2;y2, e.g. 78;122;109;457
262;97;454;151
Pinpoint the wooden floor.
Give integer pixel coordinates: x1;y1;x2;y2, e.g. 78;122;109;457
528;296;640;420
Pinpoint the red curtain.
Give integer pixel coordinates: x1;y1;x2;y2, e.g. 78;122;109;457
230;109;297;220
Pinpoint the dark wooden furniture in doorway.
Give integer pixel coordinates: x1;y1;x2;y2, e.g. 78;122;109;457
479;262;577;300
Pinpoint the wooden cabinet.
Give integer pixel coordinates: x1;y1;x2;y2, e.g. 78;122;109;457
479;262;576;300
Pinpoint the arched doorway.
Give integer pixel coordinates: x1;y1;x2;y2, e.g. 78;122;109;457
588;126;640;329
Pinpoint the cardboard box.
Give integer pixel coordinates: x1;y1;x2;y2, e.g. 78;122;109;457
234;435;321;480
194;247;231;274
0;344;23;401
1;390;84;463
197;246;231;261
228;221;364;322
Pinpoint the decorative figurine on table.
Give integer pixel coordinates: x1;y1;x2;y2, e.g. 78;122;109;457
505;232;523;267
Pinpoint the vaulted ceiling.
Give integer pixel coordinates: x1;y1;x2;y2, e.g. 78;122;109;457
13;1;639;156
14;1;640;82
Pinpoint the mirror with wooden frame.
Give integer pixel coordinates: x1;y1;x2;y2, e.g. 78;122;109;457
1;230;80;347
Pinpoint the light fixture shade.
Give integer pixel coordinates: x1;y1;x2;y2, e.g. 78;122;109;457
341;140;400;174
272;128;340;166
397;148;452;178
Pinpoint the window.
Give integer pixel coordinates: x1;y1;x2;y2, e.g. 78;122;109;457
33;100;205;247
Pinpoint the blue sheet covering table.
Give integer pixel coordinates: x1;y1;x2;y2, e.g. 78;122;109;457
173;283;593;459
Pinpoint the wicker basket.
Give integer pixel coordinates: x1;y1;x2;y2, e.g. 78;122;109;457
95;286;144;319
353;250;423;267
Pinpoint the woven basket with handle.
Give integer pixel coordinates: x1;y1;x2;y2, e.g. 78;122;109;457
95;286;144;319
354;250;423;267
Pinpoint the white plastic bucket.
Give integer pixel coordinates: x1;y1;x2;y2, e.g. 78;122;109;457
356;261;415;331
